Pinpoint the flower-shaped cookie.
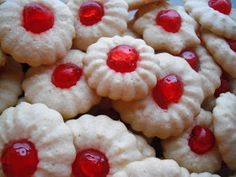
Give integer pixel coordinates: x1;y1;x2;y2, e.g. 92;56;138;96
112;157;190;177
179;45;221;98
66;114;154;177
0;0;75;66
202;30;236;78
132;2;200;54
68;0;128;51
191;173;220;177
113;53;203;139
0;49;6;67
184;0;236;39
83;35;160;101
22;50;101;120
162;109;222;173
0;102;76;177
213;92;236;170
0;58;23;113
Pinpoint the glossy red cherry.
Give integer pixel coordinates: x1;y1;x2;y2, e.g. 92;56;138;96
188;125;215;154
23;2;54;34
107;45;139;73
208;0;231;15
226;39;236;52
180;50;200;71
214;74;230;97
152;74;183;109
1;140;39;177
72;149;109;177
156;9;182;33
79;1;104;26
51;63;83;89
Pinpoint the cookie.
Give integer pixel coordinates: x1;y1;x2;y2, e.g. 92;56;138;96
113;53;203;139
162;109;222;173
0;102;76;177
213;92;236;170
83;35;160;101
184;0;236;39
0;58;23;113
22;50;101;120
0;0;75;66
68;0;128;51
66;114;154;177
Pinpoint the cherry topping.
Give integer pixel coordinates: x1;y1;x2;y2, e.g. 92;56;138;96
180;50;200;71
23;2;54;34
51;63;83;89
1;140;39;177
72;149;109;177
208;0;231;15
79;1;104;26
214;74;230;97
226;39;236;52
188;125;215;154
152;74;183;109
107;45;139;73
156;10;181;33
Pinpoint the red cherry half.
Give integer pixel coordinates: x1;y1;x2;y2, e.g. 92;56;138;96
208;0;231;15
188;125;215;154
51;63;83;89
1;140;39;177
180;50;200;71
23;2;54;34
72;148;109;177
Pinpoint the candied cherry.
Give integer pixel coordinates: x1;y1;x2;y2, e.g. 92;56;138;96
180;50;200;71
226;39;236;52
1;140;39;177
79;1;104;26
72;148;109;177
152;74;183;109
51;63;83;89
156;9;182;33
107;45;139;73
214;74;230;97
23;2;54;34
208;0;231;15
188;125;215;154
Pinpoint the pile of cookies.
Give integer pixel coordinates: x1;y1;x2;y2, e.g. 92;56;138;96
0;0;235;176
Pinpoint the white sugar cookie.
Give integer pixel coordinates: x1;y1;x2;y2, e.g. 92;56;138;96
84;35;160;101
113;53;203;139
213;92;236;170
0;58;23;113
68;0;128;51
162;109;221;173
0;102;76;177
0;0;75;66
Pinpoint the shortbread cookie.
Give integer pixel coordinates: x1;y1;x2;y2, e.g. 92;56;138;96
179;45;221;98
66;114;153;177
191;173;220;177
0;102;76;177
0;0;75;66
22;50;101;120
184;0;236;39
0;49;6;67
68;0;128;51
112;157;190;177
132;2;200;54
113;53;203;139
84;35;160;101
0;58;23;113
162;109;221;173
213;92;236;170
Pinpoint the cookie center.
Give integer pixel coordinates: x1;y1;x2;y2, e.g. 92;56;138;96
155;9;182;33
79;1;104;26
226;39;236;52
188;125;215;154
107;45;139;73
72;149;109;177
1;140;39;177
208;0;231;15
23;2;54;34
152;74;183;109
51;63;83;89
180;50;200;71
214;74;230;97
